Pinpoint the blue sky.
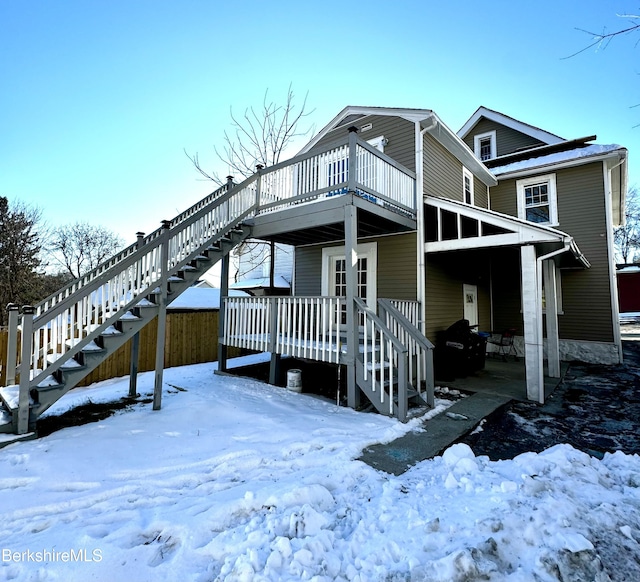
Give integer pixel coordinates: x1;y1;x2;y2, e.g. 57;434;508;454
1;1;638;246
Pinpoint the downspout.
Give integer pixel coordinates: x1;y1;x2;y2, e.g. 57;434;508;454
605;155;627;363
416;115;437;335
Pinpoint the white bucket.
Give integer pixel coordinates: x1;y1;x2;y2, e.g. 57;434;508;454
286;369;302;392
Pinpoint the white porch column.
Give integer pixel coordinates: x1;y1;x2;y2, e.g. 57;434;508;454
521;245;544;402
543;260;561;378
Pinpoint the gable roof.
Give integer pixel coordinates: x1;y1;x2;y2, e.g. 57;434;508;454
298;106;497;187
457;106;565;145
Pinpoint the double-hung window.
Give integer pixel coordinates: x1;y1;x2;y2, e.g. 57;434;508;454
462;167;474;204
516;173;558;226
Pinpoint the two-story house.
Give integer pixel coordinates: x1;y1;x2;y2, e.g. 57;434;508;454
1;104;628;436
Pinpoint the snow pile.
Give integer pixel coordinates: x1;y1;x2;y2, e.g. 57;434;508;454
2;362;640;581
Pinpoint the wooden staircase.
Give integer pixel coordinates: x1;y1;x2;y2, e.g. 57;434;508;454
0;177;253;437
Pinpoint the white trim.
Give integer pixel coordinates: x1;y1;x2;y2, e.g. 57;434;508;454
516;173;558;227
321;242;377;308
462;167;474;205
458;106;564;144
473;130;497;161
415;121;427;334
367;135;387;153
603;160;624;362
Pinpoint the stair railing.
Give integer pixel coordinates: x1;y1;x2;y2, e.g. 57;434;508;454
378;298;435;408
354;297;409;420
34;180;235;321
14;175;259;391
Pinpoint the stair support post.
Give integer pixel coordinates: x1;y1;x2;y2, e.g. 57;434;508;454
129;232;145;399
268;297;280;384
129;332;141;399
153;221;171;411
17;306;34;434
218;250;230;373
5;304;19;386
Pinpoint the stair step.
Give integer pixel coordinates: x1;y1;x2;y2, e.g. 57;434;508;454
0;386;21;411
37;375;64;390
65;339;105;353
136;298;157;307
119;311;141;322
101;325;123;337
46;353;84;370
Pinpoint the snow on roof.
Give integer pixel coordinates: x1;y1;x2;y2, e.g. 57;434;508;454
167;287;249;310
618;266;640;274
490;144;623;176
230;275;291;290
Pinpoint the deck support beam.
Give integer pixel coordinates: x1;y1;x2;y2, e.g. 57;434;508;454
218;249;230;373
521;245;544;402
345;203;359;409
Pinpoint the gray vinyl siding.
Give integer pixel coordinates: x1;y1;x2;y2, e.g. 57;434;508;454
311;115;416;172
425;250;491;344
294;233;417;300
488;161;614;343
462;119;545;157
488;179;518;217
474;176;488;209
378;234;417;300
424;134;463;202
424;134;488;209
555;163;614;342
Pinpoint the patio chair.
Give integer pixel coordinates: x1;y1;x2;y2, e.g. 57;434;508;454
487;328;518;361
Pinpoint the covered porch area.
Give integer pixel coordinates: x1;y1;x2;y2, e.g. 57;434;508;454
425;196;590;403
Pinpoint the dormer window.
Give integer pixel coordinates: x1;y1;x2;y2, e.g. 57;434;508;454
474;130;497;161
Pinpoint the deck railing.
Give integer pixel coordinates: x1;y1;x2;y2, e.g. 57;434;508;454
255;134;416;218
223;296;345;364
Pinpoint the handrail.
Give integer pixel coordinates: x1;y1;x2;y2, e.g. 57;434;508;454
354;297;409;418
378;298;434;407
34;181;234;318
22;177;257;389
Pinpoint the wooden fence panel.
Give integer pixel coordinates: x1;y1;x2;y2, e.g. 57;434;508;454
0;311;239;389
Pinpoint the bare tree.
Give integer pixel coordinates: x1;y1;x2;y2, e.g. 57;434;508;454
49;222;124;279
186;86;312;291
615;187;640;264
185;84;313;185
566;12;640;58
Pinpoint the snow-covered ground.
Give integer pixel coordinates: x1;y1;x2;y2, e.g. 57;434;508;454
2;359;640;581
